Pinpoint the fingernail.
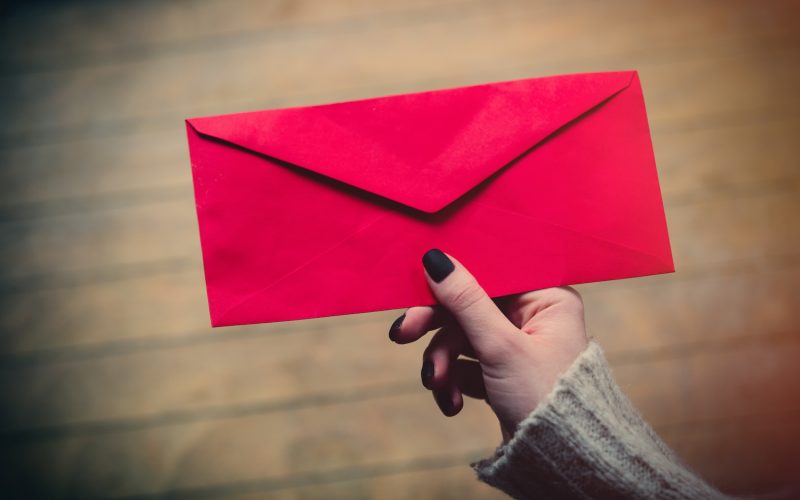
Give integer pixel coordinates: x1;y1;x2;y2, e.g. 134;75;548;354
422;249;455;283
388;313;405;342
421;359;434;389
434;389;456;417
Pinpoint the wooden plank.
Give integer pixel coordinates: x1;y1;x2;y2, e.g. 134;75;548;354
0;266;212;353
654;117;800;203
1;108;797;215
0;314;422;430
0;263;796;435
1;391;500;498
0;261;402;355
3;342;798;498
88;414;800;498
3;0;797;74
1;16;797;205
582;260;800;354
615;341;800;429
8;413;795;498
1;2;797;498
1;1;798;140
660;414;800;496
0;187;797;353
0;0;477;69
229;465;506;500
1;179;797;289
2;49;795;149
0;197;198;283
0;129;192;210
666;184;800;268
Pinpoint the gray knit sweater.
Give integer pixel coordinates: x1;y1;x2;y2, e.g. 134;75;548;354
471;341;729;499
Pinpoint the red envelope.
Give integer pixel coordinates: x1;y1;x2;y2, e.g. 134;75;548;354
186;70;673;327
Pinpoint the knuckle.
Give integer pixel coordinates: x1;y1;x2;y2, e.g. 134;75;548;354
446;281;484;315
558;286;584;313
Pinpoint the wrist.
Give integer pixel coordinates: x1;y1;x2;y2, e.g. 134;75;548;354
473;341;726;499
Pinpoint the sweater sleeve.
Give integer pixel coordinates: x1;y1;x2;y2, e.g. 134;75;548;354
471;341;730;500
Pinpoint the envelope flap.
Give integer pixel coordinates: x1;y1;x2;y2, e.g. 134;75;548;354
188;71;635;213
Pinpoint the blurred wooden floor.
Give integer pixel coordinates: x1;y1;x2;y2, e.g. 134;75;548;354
0;0;799;498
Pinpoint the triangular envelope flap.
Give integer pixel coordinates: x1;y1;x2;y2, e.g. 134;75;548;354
188;71;635;213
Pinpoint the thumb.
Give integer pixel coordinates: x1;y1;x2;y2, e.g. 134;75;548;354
422;249;518;360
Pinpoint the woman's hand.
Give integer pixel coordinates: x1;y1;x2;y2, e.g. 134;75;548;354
389;249;589;442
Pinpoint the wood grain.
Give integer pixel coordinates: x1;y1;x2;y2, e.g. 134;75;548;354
1;187;797;354
2;341;797;498
1;1;798;143
1;391;500;498
0;0;476;69
1;175;797;284
0;263;796;432
1;0;799;497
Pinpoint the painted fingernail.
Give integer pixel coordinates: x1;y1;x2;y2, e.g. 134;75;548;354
422;249;455;283
421;359;434;389
434;389;456;417
388;313;405;342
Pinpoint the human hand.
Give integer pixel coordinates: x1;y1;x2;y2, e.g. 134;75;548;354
389;249;589;442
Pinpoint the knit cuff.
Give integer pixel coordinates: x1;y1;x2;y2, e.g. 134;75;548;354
471;341;727;500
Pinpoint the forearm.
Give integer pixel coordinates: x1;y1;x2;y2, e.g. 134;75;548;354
471;341;730;499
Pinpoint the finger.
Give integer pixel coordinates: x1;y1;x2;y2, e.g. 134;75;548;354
423;328;475;418
421;327;467;390
388;306;450;344
454;358;487;400
409;315;477;357
422;249;518;360
433;382;462;417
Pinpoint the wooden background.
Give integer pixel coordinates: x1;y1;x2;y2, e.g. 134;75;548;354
0;0;798;498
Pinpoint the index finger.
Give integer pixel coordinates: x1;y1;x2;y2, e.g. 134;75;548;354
389;305;451;344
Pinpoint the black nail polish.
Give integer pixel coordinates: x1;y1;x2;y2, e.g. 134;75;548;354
388;313;405;342
421;359;434;389
422;249;455;283
434;389;456;417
